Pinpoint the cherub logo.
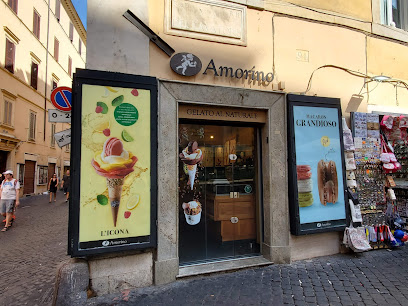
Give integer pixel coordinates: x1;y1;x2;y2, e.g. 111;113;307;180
170;52;202;77
316;223;322;228
102;240;110;247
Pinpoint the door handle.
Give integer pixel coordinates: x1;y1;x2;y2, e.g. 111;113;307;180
230;217;238;224
234;192;239;198
230;192;234;198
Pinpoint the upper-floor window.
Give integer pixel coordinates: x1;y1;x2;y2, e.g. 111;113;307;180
29;111;37;141
33;9;41;39
5;39;15;74
8;0;18;14
69;22;74;42
381;0;408;31
55;0;61;21
78;39;82;55
54;37;59;62
52;80;58;90
3;99;13;126
68;56;72;77
31;62;38;90
51;123;56;147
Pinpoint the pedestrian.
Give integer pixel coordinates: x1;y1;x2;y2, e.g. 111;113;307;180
0;170;20;232
48;173;59;203
61;170;70;202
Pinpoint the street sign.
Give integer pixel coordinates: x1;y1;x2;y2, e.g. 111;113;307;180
49;109;71;123
51;87;72;112
54;128;71;148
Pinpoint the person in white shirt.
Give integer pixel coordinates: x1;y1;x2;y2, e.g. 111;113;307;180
0;170;20;232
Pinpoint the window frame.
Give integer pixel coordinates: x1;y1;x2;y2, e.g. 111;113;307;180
33;9;41;39
37;165;48;185
78;39;82;55
68;56;72;77
380;0;408;31
69;22;74;42
17;163;25;186
5;39;15;74
30;61;38;90
29;111;37;141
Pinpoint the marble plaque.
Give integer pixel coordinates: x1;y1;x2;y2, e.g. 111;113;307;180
165;0;247;45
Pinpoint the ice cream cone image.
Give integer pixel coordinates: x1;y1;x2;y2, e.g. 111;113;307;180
187;164;197;190
92;137;138;227
107;178;124;227
179;141;203;190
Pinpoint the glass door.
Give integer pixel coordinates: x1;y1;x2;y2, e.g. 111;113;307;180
179;123;260;265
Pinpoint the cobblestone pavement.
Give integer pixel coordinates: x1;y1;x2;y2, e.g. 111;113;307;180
0;192;69;306
88;246;408;306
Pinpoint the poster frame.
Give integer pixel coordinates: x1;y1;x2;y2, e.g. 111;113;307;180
287;94;349;236
68;69;158;257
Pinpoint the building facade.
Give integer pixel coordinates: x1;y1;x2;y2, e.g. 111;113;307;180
80;0;408;295
0;0;86;194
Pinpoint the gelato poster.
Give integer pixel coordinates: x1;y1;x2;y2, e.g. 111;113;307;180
288;99;347;235
78;84;153;250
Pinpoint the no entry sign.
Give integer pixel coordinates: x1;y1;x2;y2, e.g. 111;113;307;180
51;87;72;112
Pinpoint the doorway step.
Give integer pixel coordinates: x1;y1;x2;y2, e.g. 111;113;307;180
177;256;272;278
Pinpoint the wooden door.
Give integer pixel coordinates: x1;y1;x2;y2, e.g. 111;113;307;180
24;161;35;194
48;163;56;183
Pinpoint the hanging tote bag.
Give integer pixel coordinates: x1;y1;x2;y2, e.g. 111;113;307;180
346;226;372;252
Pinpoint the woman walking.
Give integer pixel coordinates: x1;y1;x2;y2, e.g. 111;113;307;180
48;174;58;203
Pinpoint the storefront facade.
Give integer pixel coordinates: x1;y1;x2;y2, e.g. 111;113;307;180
75;0;408;295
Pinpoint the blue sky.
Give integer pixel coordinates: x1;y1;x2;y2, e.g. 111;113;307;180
72;0;87;30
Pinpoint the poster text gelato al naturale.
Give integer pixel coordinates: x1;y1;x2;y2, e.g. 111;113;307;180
79;85;151;243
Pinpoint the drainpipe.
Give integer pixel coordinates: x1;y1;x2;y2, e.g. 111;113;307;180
43;0;51;141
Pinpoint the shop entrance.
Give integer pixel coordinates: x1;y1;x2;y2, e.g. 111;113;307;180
0;150;8;174
179;123;261;265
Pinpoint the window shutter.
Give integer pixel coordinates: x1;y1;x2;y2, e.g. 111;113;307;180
69;23;74;41
55;0;60;21
5;39;15;73
8;0;18;14
33;10;40;39
3;101;9;124
79;39;82;55
54;38;59;62
29;112;36;140
68;57;72;76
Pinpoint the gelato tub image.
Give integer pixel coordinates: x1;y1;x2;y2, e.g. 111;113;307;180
182;200;202;225
92;137;138;226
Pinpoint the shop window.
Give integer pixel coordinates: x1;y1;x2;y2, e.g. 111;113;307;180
31;61;38;90
51;123;56;147
380;0;408;31
33;9;41;39
3;100;13;126
8;0;18;14
5;39;15;74
54;37;59;62
55;0;60;21
38;165;48;185
69;22;74;42
17;164;24;186
68;56;72;77
29;111;36;141
78;39;82;55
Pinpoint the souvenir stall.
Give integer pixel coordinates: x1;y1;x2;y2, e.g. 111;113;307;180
342;112;408;251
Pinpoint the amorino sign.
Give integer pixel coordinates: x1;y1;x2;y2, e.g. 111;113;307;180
170;52;274;83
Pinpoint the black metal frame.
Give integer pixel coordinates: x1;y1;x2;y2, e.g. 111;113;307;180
69;69;158;256
287;94;349;235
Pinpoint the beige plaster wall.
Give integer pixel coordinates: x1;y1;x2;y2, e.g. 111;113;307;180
0;0;85;193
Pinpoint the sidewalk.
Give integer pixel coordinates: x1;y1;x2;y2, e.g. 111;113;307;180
0;192;69;306
87;246;408;306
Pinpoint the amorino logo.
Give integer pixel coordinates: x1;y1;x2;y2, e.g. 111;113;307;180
170;52;202;76
170;52;274;83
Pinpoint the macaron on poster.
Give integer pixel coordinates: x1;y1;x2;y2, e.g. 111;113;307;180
79;84;151;245
293;105;346;225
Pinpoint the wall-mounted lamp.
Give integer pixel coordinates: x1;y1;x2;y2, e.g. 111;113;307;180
370;75;391;82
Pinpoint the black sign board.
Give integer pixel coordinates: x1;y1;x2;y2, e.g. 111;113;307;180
69;69;158;256
170;52;202;76
287;94;348;235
